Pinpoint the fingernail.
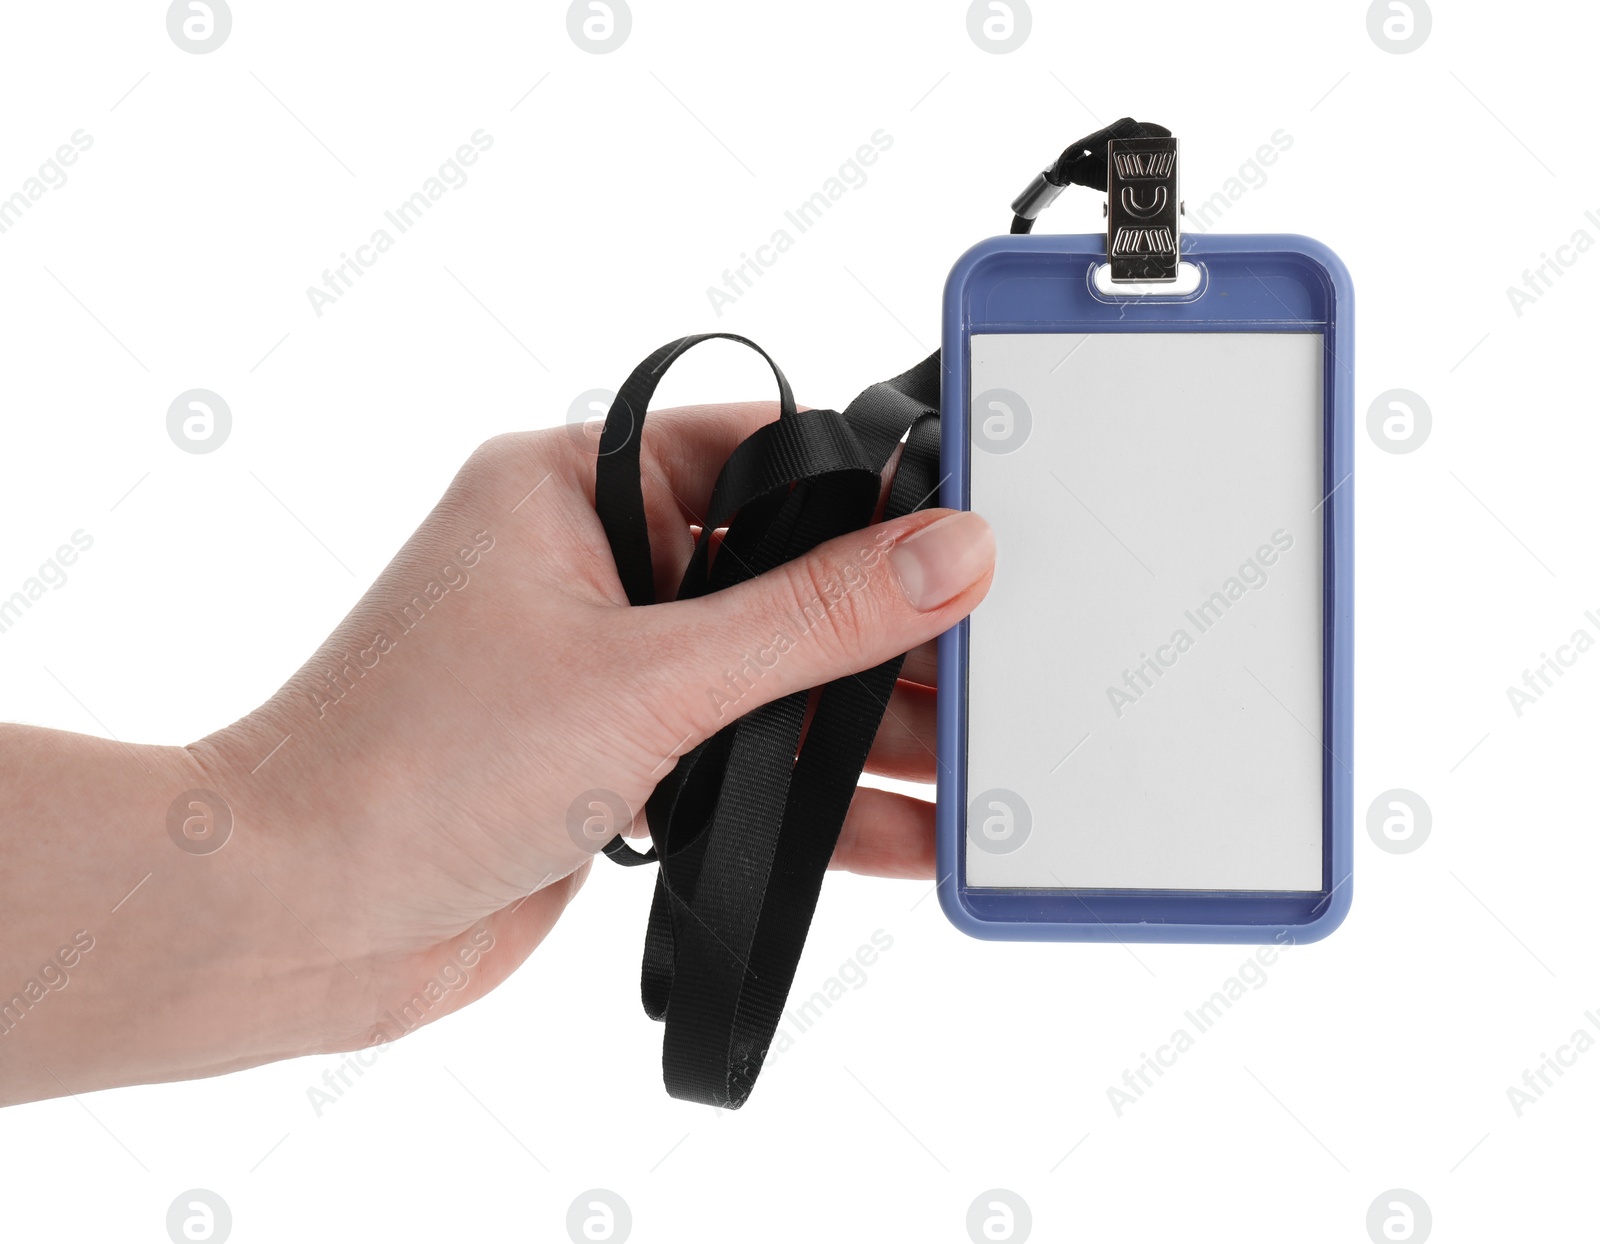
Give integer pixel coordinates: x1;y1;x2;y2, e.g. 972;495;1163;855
888;512;994;611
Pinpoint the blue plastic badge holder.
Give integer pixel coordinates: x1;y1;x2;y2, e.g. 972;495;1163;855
935;233;1353;943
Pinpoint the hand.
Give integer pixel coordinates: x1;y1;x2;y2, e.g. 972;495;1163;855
0;402;994;1104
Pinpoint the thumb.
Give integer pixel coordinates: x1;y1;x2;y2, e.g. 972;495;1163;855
638;509;994;738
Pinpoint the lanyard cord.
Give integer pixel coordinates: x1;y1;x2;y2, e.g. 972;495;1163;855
1009;116;1172;235
589;119;1166;1108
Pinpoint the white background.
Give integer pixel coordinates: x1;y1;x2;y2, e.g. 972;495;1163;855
1;1;1597;1241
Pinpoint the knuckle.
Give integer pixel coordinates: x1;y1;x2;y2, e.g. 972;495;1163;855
469;430;527;469
452;432;524;496
776;544;881;668
448;430;574;512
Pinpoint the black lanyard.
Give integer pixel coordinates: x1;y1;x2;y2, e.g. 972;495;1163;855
591;118;1170;1108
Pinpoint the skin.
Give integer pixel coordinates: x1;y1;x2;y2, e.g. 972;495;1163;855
0;402;995;1107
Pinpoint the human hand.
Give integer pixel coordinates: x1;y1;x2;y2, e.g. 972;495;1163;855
0;402;993;1104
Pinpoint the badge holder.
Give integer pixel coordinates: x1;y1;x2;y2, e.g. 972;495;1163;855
940;134;1353;943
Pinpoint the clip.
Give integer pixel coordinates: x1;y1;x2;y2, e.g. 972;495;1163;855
1105;135;1180;282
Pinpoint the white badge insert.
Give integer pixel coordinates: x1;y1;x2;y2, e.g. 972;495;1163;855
967;331;1324;892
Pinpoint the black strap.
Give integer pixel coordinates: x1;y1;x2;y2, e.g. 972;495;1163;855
1009;117;1172;234
588;123;1161;1107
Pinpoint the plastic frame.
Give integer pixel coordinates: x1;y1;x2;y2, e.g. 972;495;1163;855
935;233;1353;944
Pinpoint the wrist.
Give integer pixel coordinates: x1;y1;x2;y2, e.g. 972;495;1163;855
179;715;387;1054
0;729;354;1104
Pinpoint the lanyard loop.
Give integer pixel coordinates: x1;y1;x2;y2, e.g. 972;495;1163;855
1009;116;1172;234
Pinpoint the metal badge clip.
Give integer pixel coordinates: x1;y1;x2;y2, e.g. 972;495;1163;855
1106;135;1180;282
